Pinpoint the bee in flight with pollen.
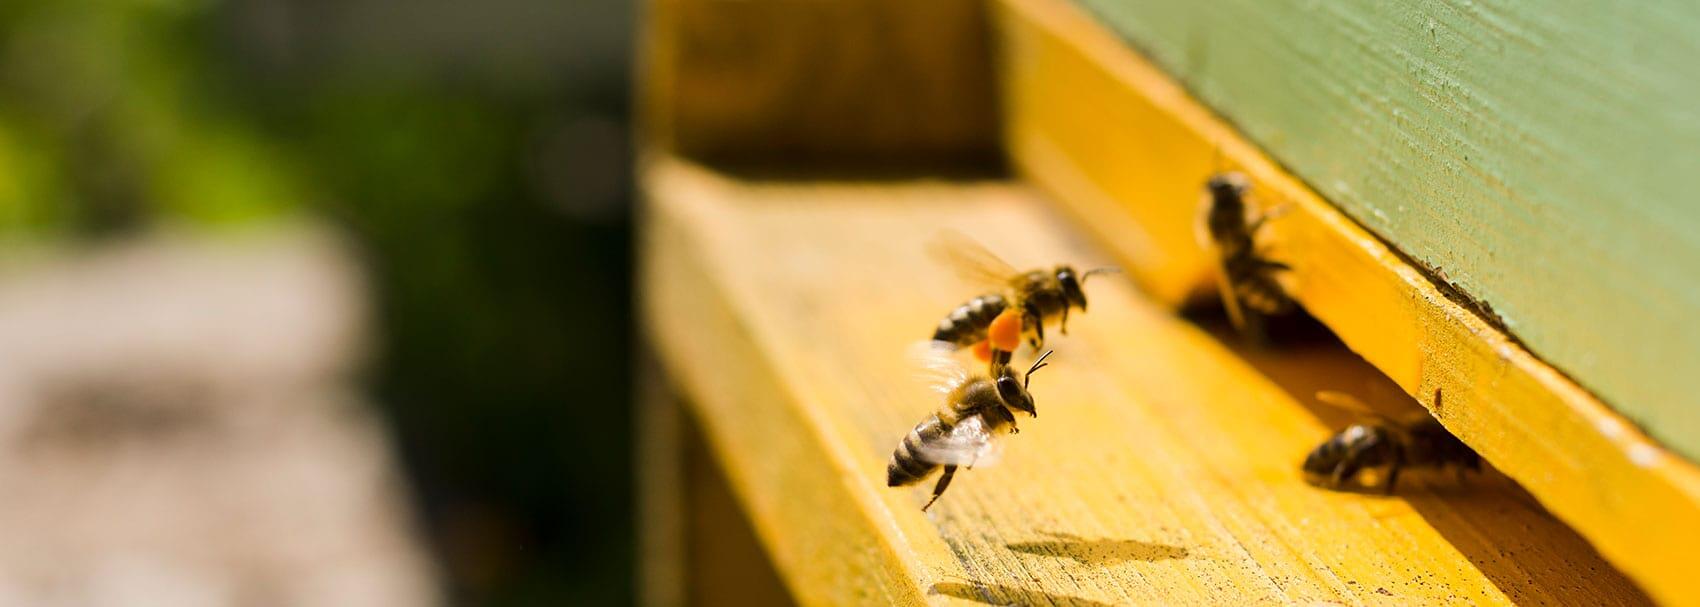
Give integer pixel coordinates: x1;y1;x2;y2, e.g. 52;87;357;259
1197;173;1293;340
888;341;1054;511
1302;390;1481;494
928;232;1115;366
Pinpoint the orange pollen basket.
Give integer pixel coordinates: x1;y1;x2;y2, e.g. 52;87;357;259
987;309;1023;352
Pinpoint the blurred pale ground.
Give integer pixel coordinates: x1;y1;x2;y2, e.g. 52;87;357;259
0;228;435;605
0;0;635;605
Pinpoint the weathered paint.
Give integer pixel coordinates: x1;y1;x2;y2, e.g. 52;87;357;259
1071;0;1700;460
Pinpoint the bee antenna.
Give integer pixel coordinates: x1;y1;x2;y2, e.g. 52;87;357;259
1024;350;1054;388
1081;266;1121;284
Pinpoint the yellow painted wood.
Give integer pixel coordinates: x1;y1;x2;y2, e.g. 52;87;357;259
993;0;1700;602
638;357;797;606
639;156;1648;606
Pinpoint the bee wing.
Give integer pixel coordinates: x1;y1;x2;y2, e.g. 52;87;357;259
1314;390;1411;434
910;415;1004;467
1314;390;1377;415
909;340;970;395
928;230;1020;291
1196;193;1249;332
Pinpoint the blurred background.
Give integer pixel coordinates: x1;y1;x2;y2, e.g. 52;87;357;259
0;0;634;604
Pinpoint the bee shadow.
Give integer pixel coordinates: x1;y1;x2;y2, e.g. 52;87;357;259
929;581;1115;607
1006;530;1189;566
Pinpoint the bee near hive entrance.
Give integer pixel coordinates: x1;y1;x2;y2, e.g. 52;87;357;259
887;343;1054;511
926;231;1116;374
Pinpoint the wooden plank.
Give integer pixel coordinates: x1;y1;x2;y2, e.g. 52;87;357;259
637;0;999;167
993;0;1700;602
639;156;1648;606
637;354;796;607
1058;0;1700;462
636;356;687;607
681;405;799;607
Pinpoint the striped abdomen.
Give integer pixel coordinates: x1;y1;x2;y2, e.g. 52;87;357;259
932;293;1008;347
887;416;947;487
1226;255;1292;315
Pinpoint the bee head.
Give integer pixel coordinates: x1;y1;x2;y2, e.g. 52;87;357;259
1206;172;1249;212
1056;266;1087;311
995;350;1053;418
1301;425;1379;487
1301;440;1343;486
1056;266;1119;312
994;373;1033;417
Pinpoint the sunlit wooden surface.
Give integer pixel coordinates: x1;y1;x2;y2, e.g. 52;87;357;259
639;157;1648;606
995;0;1700;601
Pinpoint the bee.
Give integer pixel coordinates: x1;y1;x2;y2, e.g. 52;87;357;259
1302;390;1481;493
888;342;1054;511
929;232;1115;358
1198;173;1293;336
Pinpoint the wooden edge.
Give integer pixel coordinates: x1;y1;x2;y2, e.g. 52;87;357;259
638;164;943;606
635;354;686;607
993;0;1700;601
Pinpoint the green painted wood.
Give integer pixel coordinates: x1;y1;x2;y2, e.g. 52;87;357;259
1071;0;1700;460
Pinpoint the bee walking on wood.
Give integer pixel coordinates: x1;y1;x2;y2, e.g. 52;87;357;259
928;232;1116;363
1302;390;1481;493
1198;173;1293;338
888;342;1054;511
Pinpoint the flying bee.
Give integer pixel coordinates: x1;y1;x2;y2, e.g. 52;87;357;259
1302;390;1481;494
929;232;1116;360
1198;173;1293;336
888;342;1054;511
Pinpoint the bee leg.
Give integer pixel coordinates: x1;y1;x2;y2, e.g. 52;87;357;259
1329;460;1358;488
1250;203;1292;233
1256;257;1291;272
1330;442;1375;488
1382;465;1401;495
1059;305;1070;336
1024;305;1045;350
921;465;959;512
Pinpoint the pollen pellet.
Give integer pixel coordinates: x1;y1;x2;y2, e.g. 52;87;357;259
988;309;1023;352
971;340;992;362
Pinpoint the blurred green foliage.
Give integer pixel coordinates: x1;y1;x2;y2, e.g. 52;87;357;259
0;0;634;604
0;0;305;233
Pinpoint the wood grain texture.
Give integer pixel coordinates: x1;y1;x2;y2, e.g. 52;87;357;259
993;0;1700;602
638;0;999;167
1060;0;1700;462
639;156;1648;606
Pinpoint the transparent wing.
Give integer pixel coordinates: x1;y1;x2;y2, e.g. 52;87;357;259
910;415;1004;467
1314;390;1411;434
1314;390;1375;414
1196;196;1248;332
928;230;1019;291
908;340;969;395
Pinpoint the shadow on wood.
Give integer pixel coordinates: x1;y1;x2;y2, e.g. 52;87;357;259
929;581;1114;607
1006;531;1188;566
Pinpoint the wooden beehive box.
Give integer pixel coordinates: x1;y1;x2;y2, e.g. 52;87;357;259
636;1;1700;604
